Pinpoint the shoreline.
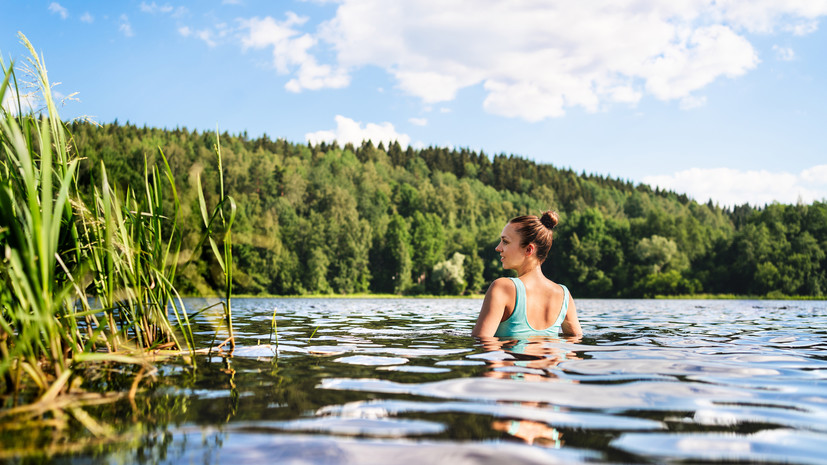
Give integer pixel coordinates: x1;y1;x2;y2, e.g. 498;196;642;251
183;293;826;301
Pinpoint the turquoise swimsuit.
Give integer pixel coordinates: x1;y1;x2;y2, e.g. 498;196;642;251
494;277;569;337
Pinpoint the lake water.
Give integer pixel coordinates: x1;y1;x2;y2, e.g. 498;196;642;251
60;298;827;464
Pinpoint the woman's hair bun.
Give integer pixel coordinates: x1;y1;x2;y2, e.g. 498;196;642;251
540;210;559;229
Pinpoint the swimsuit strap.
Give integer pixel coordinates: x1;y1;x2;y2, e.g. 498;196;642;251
552;284;569;328
508;277;527;320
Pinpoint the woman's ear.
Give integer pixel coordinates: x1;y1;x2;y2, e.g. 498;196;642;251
525;243;535;256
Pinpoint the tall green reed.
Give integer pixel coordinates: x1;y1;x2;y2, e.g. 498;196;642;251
0;33;235;406
196;133;236;348
0;36;85;396
77;153;193;354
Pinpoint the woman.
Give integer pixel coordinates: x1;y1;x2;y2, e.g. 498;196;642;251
472;211;582;338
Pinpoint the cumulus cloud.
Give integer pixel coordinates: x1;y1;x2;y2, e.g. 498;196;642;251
642;25;759;101
48;2;68;19
177;1;827;119
1;88;38;116
185;24;223;46
306;115;411;149
787;21;819;36
262;0;827;121
643;165;827;206
178;23;230;47
239;14;349;92
195;29;217;47
119;14;134;37
140;2;174;14
80;12;94;23
801;165;827;184
773;45;796;61
679;95;707;110
140;2;187;18
715;1;826;34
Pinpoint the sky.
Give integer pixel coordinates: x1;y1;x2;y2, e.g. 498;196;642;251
2;0;827;207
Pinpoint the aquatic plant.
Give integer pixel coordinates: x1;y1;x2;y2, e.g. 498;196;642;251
196;132;236;348
1;34;92;400
0;33;235;410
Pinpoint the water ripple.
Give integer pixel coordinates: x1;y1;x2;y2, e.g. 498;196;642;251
179;431;599;465
139;298;827;465
319;377;755;410
317;399;665;430
611;429;827;465
334;355;409;366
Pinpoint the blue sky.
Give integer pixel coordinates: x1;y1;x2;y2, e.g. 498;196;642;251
2;0;826;207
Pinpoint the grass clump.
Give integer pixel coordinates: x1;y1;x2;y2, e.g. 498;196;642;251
0;31;235;426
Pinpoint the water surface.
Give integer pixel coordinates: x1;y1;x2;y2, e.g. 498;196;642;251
62;298;827;464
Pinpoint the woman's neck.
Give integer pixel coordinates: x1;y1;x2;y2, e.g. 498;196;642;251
516;262;543;279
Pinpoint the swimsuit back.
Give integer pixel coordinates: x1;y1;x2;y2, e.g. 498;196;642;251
494;277;568;337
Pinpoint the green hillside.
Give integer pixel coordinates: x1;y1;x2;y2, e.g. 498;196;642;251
69;121;827;298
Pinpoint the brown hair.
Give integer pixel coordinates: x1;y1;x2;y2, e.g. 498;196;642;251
509;210;559;262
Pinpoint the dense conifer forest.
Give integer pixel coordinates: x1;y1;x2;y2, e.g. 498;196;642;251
69;121;827;298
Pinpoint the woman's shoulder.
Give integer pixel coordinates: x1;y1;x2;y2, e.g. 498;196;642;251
487;277;517;295
539;278;573;298
489;277;516;289
554;281;571;293
553;282;575;304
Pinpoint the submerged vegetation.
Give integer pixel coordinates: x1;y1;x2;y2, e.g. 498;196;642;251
0;33;235;437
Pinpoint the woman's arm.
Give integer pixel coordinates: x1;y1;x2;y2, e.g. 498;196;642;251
561;294;583;337
471;278;512;337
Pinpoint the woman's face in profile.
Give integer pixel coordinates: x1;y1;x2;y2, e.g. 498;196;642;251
496;223;524;270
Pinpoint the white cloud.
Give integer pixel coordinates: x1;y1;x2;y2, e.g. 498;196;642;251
119;14;134;37
179;23;231;47
409;117;428;126
195;29;217;47
772;45;795;61
80;12;94;23
679;95;707;110
48;2;68;19
801;164;827;184
1;87;38;115
239;14;349;92
642;25;759;101
140;2;174;14
787;20;819;36
140;2;187;17
280;0;827;121
714;1;827;34
179;20;230;47
394;71;470;104
306;115;411;149
609;86;643;104
643;166;827;206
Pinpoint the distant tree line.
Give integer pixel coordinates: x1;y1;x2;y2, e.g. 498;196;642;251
68;121;827;298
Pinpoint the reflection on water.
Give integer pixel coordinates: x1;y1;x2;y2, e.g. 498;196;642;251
32;298;827;463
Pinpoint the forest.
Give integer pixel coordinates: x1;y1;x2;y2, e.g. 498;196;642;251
69;121;827;299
